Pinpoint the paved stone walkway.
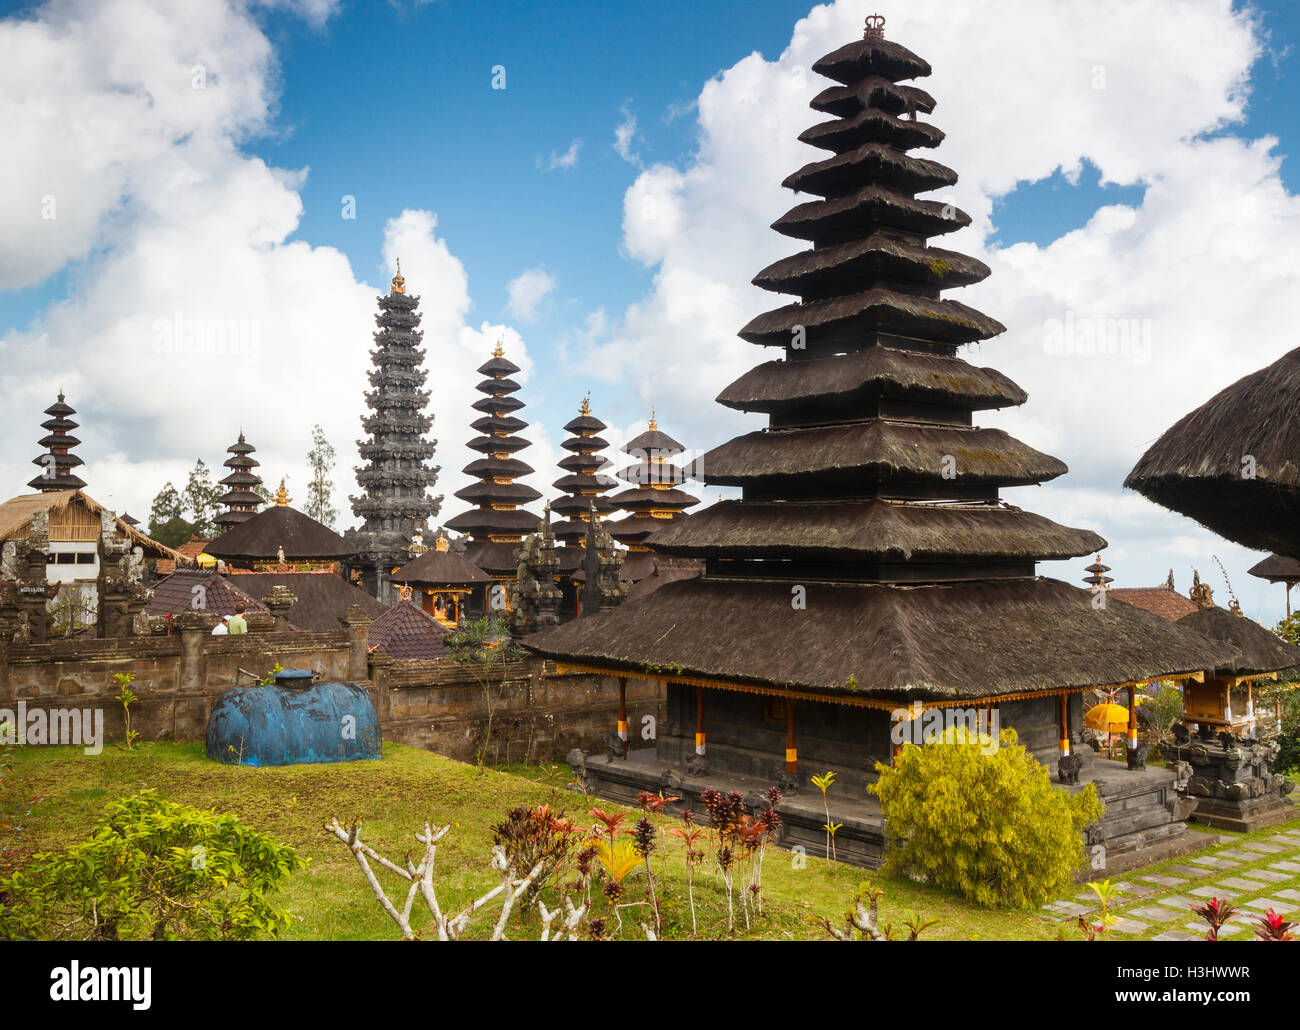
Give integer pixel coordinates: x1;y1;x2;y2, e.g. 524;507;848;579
1043;826;1300;941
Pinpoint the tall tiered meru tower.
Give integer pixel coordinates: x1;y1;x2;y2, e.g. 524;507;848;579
29;393;87;492
445;343;543;583
349;262;443;602
214;433;264;532
526;18;1226;852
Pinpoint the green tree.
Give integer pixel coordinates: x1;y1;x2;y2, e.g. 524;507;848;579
182;459;222;537
305;424;338;528
147;482;193;549
870;726;1105;909
0;790;305;941
445;615;524;766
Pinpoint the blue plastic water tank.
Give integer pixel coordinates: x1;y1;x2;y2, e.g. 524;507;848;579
205;675;381;766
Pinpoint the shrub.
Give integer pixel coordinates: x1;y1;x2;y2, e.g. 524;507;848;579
489;803;581;906
0;790;305;940
870;726;1104;909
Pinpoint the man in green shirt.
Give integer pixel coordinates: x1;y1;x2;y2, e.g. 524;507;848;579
227;601;248;635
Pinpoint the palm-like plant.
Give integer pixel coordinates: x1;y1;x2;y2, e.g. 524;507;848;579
811;771;837;861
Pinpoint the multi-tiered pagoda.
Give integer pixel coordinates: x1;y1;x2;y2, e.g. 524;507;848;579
608;413;699;583
551;397;618;617
526;19;1230;869
214;433;264;532
445;344;542;583
28;393;87;492
349;262;443;602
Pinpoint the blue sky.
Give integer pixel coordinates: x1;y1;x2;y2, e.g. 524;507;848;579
2;0;1299;624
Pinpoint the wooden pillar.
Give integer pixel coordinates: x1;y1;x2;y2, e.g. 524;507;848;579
785;699;797;774
616;676;628;744
1058;694;1070;758
1126;684;1140;767
694;687;706;756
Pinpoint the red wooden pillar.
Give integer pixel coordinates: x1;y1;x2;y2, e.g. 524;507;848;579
1126;683;1139;768
616;676;628;746
695;687;706;756
1058;694;1071;758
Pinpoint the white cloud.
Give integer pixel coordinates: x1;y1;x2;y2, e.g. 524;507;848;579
614;102;641;166
505;267;557;322
0;0;537;536
538;138;582;171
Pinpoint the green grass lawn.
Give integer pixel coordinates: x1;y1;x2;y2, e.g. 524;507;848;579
6;742;1298;941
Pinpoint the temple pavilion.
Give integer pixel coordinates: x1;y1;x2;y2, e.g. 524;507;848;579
551;397;619;619
391;529;493;626
524;19;1233;869
348;262;444;603
445;344;542;588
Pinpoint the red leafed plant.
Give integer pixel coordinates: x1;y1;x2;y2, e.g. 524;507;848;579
588;808;630;847
1190;896;1238;941
1253;908;1297;941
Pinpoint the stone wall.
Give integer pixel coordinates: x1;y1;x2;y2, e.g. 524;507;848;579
0;621;664;765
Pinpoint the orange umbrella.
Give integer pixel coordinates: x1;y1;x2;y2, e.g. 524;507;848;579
1085;702;1130;735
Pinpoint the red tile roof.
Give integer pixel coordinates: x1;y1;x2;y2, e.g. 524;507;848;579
367;600;450;660
1108;586;1200;622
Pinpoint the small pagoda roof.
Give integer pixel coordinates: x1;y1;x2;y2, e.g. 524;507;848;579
393;549;493;586
524;577;1232;702
464;456;535;479
812;33;932;85
454;480;544;505
1125;346;1300;557
754;235;986;297
625;428;686;455
701;422;1066;487
717;347;1026;414
782;143;956;198
799;106;944;153
810;76;935;118
1248;553;1300;583
1174;607;1300;676
649;500;1103;564
464;540;525;577
205;504;355;561
477;356;520;377
367;599;451;660
563;414;608;435
774;184;971;243
445;508;543;536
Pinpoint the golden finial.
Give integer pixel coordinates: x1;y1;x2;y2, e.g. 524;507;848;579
648;406;658;432
492;339;504;359
273;477;291;507
434;531;450;553
579;394;591;416
398;584;413;602
864;13;885;39
391;258;406;294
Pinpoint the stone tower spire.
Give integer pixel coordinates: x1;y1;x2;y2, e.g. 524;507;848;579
349;263;443;601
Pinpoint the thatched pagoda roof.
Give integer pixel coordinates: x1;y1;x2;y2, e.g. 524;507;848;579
1174;607;1300;676
0;490;184;560
526;577;1230;702
525;26;1220;703
1248;553;1300;583
392;548;492;586
205;504;354;561
1124;346;1300;557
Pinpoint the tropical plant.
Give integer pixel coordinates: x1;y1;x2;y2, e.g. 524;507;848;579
113;672;140;751
815;880;939;941
0;791;305;941
811;770;837;861
1137;683;1185;755
304;424;338;528
667;811;705;936
870;726;1105;909
1078;878;1123;940
631;816;660;933
1252;908;1296;941
1191;896;1238;942
489;804;580;907
445;616;523;767
0;718;44;881
181;459;222;537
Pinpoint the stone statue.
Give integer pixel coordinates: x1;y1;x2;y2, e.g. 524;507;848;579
510;507;561;636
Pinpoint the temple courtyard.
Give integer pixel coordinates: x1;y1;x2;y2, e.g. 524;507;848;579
9;740;1298;941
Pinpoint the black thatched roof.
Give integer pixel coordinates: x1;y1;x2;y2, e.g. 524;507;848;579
1174;607;1300;676
810;76;935;118
701;422;1066;487
524;577;1231;701
231;572;386;631
1248;553;1300;583
205;505;354;561
1125;346;1300;557
393;549;492;586
774;185;970;243
717;347;1026;414
754;235;986;296
812;34;932;85
649;500;1102;563
464;540;524;577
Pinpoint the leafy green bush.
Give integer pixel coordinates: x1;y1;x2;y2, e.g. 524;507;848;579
0;718;44;879
870;727;1104;909
0;789;305;940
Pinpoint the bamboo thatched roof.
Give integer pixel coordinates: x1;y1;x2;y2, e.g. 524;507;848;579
0;490;185;561
1174;607;1300;676
523;577;1231;702
1124;346;1300;557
